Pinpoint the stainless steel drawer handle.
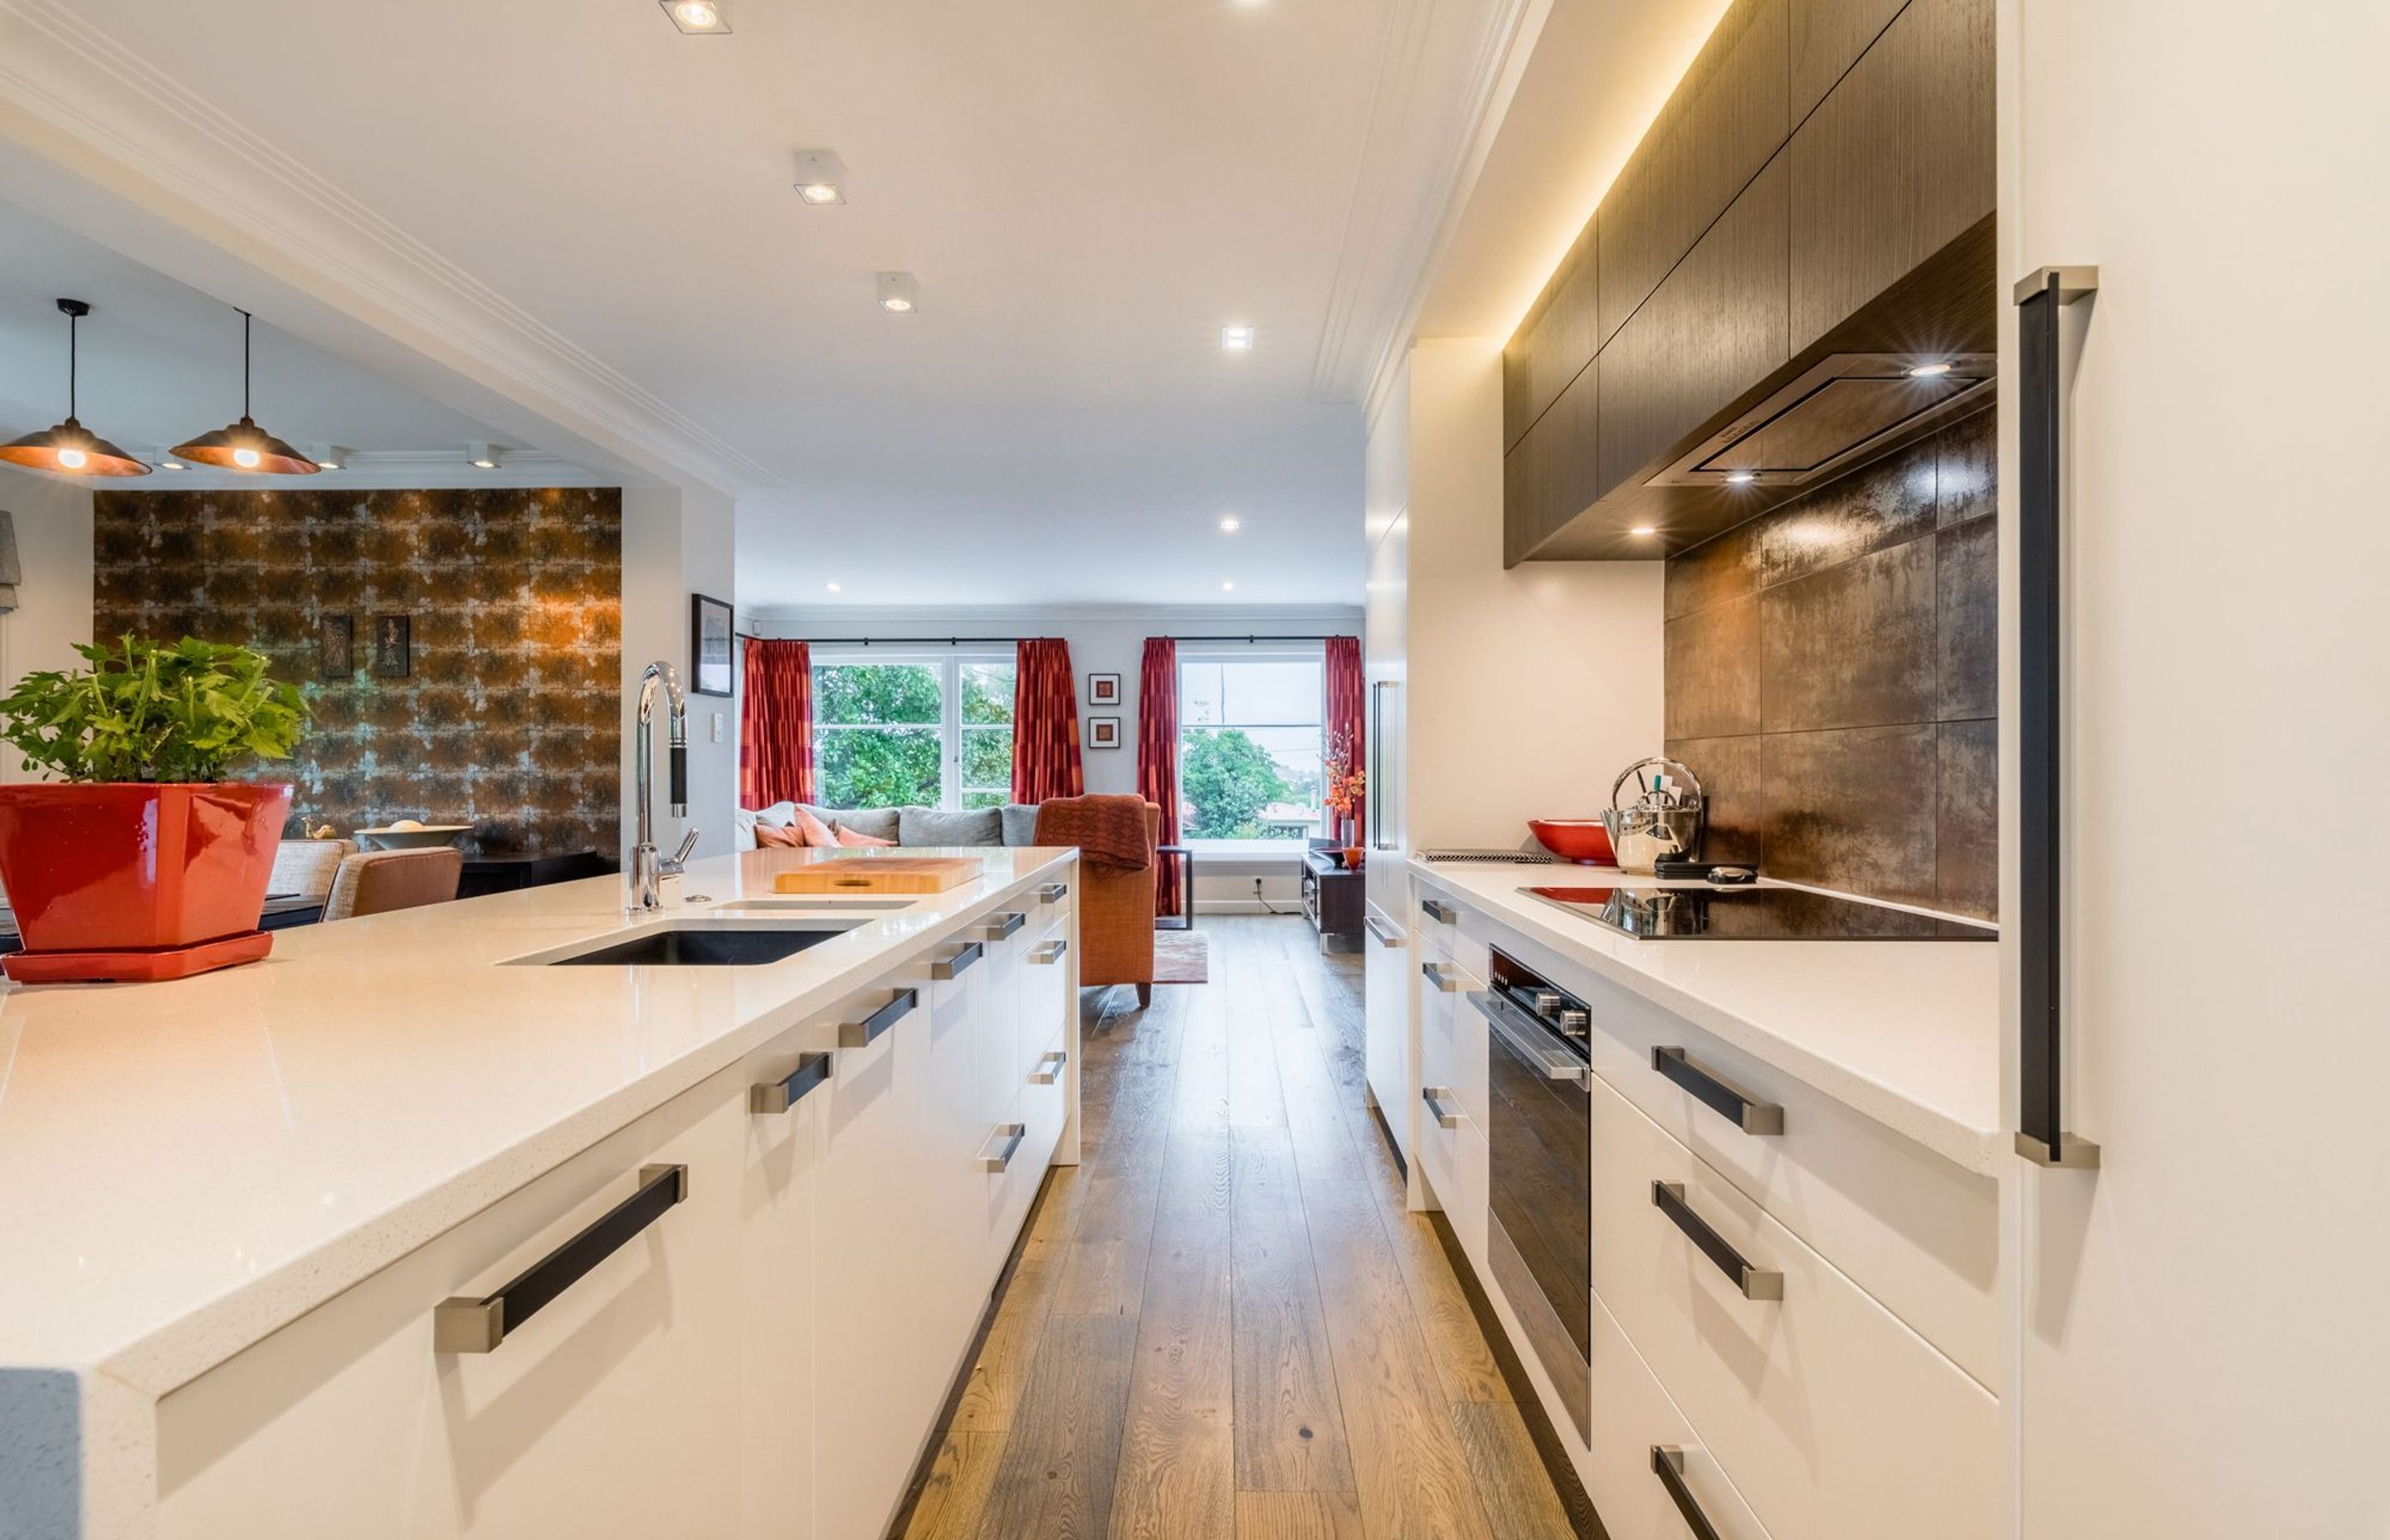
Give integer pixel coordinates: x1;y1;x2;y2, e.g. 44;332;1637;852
1037;881;1069;904
1031;1049;1068;1084
930;942;983;980
1420;961;1461;993
839;987;918;1048
1030;938;1070;965
749;1050;832;1114
1421;1085;1461;1129
1364;914;1406;947
979;910;1026;941
1651;1181;1782;1301
1653;1046;1783;1136
1471;990;1590;1089
433;1163;687;1353
979;1122;1028;1172
1651;1447;1725;1540
1420;897;1456;924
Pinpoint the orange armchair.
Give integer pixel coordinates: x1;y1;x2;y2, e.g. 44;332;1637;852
1036;799;1160;1007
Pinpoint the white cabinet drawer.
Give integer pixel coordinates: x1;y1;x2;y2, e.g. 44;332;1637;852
1587;1292;1771;1540
158;1060;750;1540
1417;950;1489;1133
1588;1075;2000;1540
1491;918;2000;1390
1415;1087;1489;1274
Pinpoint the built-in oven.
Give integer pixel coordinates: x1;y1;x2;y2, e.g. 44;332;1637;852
1472;948;1593;1440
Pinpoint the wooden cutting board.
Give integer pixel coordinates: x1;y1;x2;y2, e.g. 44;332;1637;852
772;855;983;894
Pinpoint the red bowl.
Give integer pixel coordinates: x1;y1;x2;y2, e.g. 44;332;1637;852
1527;818;1616;865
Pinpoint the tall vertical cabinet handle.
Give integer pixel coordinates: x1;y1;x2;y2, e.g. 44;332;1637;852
2014;263;2102;1172
1650;1447;1725;1540
433;1164;688;1353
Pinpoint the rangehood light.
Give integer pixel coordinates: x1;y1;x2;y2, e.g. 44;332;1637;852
1908;361;1954;378
1629;524;1658;536
1725;470;1758;485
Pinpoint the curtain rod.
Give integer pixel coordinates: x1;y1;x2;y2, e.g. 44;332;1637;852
736;632;1346;646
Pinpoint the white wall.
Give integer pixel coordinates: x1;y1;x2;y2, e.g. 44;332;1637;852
0;465;94;784
741;602;1364;911
1402;338;1663;850
622;484;739;865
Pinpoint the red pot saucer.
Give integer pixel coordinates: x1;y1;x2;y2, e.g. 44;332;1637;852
2;928;273;985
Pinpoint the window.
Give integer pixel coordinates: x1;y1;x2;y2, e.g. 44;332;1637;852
1178;654;1324;845
811;654;1016;810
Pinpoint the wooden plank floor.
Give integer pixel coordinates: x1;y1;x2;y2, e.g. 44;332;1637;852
904;916;1576;1540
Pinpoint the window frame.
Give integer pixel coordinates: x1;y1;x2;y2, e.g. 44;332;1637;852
808;649;1017;811
1173;645;1329;851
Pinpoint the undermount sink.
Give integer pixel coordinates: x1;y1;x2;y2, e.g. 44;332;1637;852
544;922;861;967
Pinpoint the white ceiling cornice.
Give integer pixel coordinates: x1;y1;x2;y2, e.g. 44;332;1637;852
0;0;775;497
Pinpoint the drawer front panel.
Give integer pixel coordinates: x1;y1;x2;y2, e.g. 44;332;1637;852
1415;1076;1490;1274
1586;1292;1771;1540
1489;914;2000;1390
1589;1075;2000;1540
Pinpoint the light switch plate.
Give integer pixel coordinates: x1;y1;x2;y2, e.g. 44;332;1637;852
710;713;724;743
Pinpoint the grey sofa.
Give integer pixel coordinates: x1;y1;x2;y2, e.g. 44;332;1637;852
734;801;1045;852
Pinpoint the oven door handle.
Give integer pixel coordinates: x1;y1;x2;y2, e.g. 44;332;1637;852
1470;991;1588;1089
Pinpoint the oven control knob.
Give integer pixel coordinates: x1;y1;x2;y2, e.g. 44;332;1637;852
1557;1007;1590;1035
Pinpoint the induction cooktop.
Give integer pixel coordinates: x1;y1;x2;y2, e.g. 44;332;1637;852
1525;885;1997;942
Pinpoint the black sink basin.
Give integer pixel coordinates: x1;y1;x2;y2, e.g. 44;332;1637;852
549;927;848;967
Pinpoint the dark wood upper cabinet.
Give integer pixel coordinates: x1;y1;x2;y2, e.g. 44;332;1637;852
1598;157;1790;501
1788;0;1913;121
1508;352;1601;563
1503;217;1598;454
1788;0;1992;350
1594;0;1788;353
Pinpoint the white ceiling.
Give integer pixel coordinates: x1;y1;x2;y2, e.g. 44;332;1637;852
0;199;584;482
28;0;1529;607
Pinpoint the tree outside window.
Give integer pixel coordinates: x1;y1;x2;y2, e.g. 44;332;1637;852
812;655;1016;810
1178;656;1324;842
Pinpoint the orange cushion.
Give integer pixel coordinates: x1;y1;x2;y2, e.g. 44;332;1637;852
754;822;804;849
835;826;895;848
793;807;839;847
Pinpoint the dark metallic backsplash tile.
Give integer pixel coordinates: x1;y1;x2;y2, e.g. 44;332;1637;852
1935;719;1997;920
1664;595;1762;740
1759;534;1936;733
1665;735;1766;865
1749;438;1938;591
1935;406;1996;528
1758;724;1939;906
1663;518;1761;621
93;486;622;855
1936;514;1997;720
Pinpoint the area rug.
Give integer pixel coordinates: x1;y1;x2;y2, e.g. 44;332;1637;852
1154;929;1210;985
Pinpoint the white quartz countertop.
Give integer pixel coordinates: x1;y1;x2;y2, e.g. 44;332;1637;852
1407;860;2002;1175
0;846;1072;1396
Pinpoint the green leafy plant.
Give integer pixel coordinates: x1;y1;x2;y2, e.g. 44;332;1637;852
0;635;309;783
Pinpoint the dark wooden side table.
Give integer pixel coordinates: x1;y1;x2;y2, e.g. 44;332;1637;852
1154;844;1195;930
1302;849;1363;950
458;849;608;899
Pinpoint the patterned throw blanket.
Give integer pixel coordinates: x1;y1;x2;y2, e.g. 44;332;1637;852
1033;794;1152;872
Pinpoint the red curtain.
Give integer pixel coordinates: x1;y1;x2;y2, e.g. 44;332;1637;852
1136;637;1182;918
1324;635;1365;839
1010;638;1084;804
739;637;814;808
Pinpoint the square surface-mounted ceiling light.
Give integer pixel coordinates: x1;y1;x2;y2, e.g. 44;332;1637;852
1220;324;1256;351
877;272;919;314
660;0;731;33
793;149;847;205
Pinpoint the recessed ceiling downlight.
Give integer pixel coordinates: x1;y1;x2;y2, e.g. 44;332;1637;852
1220;324;1255;352
877;272;918;314
1219;514;1241;533
661;0;731;33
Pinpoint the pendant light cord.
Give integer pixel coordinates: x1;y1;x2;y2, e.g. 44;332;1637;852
66;310;77;420
240;309;252;419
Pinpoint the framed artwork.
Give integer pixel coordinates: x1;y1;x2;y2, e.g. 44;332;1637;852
1088;715;1122;750
1087;672;1122;706
372;614;411;678
690;592;734;697
318;614;354;680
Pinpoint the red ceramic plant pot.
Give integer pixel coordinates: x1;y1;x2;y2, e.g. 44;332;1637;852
0;781;292;982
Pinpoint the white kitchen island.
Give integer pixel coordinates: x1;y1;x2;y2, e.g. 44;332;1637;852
0;846;1081;1540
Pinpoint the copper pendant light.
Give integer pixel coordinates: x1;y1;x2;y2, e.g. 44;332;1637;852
0;300;153;477
172;309;319;475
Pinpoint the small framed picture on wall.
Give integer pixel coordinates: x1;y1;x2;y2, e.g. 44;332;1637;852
1088;716;1122;750
690;593;734;697
1088;672;1122;706
372;614;411;678
318;614;354;680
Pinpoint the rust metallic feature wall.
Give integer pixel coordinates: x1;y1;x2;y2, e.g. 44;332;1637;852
1662;407;1995;919
93;486;622;854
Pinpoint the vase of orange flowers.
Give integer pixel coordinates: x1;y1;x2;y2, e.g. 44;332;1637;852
1323;727;1368;865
